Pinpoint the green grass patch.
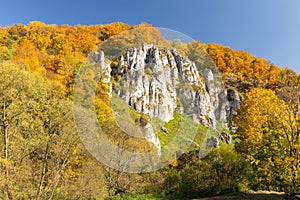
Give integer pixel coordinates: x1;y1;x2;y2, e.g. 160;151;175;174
152;112;182;147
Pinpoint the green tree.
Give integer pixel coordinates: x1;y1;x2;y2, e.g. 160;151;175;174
162;146;245;196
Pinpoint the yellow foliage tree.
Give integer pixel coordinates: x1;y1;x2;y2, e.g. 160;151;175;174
234;88;300;191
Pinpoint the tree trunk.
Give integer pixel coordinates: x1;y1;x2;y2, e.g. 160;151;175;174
2;103;13;200
37;141;50;199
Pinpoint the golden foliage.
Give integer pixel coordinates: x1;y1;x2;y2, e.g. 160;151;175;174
204;44;299;88
0;21;131;92
234;88;300;190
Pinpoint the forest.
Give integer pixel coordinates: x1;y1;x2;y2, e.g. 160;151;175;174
0;21;299;199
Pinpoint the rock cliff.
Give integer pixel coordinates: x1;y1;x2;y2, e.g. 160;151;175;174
111;45;240;126
90;45;241;152
112;44;220;127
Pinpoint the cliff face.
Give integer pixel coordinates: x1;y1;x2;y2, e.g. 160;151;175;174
91;45;241;152
104;45;240;127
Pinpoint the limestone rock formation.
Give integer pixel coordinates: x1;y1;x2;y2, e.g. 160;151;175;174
144;123;161;155
90;45;242;152
112;44;218;127
91;45;242;128
220;131;232;144
206;136;220;149
91;51;112;96
226;89;241;122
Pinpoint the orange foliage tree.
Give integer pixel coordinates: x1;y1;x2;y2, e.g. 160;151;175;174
204;44;288;88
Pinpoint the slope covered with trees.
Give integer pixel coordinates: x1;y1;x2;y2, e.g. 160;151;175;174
204;43;300;91
0;21;299;199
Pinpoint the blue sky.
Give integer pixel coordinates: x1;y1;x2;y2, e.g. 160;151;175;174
0;0;299;73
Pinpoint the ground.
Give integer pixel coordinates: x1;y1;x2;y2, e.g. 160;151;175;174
197;191;299;200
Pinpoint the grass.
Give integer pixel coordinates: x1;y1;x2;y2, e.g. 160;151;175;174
111;91;222;153
151;112;182;147
197;191;294;200
105;191;299;200
110;97;224;159
152;112;216;149
110;93;146;138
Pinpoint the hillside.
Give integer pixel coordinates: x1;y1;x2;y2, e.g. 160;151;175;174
0;21;299;199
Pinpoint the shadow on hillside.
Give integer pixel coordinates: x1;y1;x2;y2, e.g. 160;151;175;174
196;192;299;200
105;191;299;200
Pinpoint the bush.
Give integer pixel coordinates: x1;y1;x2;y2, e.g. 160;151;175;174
162;145;248;196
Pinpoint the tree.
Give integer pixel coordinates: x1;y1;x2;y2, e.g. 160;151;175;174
0;62;82;199
97;22;131;41
26;21;53;51
12;38;45;74
276;86;300;190
204;44;284;90
163;146;246;195
234;88;300;191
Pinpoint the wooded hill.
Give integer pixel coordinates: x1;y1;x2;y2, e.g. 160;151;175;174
0;21;299;199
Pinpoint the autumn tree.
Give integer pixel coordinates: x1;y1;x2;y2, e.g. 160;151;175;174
0;62;86;199
0;27;13;61
234;88;300;192
100;23;168;58
276;86;300;189
12;38;45;74
204;44;285;90
97;22;131;41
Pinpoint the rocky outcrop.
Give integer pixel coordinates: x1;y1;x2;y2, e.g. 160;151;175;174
91;45;241;129
220;131;232;144
112;44;217;127
144;123;161;155
206;136;219;149
226;89;241;122
90;45;242;151
91;51;112;96
226;89;241;131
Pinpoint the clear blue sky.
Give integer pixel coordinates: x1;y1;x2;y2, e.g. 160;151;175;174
0;0;299;73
